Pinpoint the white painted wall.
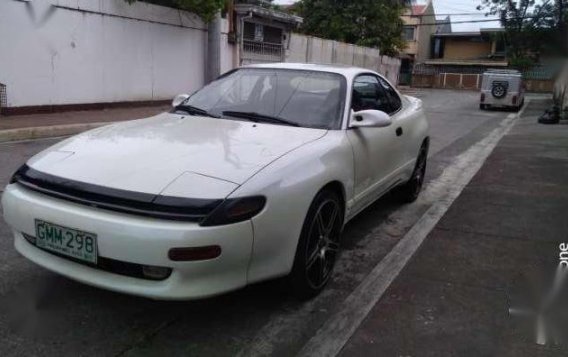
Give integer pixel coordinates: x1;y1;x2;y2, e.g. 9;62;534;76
0;0;210;108
0;0;400;109
286;34;401;85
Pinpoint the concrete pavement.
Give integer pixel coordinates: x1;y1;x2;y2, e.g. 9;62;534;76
339;99;568;356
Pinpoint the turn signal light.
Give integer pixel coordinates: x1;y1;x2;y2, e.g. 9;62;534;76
200;196;266;226
168;246;222;261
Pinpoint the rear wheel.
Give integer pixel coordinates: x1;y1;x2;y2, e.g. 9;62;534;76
289;189;343;299
515;99;525;112
395;144;428;203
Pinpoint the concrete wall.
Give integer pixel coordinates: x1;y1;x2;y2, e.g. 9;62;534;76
286;34;401;85
0;0;400;110
403;41;419;56
0;0;210;109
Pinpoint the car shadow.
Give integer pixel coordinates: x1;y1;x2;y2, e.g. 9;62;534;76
340;191;402;251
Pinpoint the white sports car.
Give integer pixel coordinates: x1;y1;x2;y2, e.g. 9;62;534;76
2;63;429;300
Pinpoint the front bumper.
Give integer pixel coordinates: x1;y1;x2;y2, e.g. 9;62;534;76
2;184;254;300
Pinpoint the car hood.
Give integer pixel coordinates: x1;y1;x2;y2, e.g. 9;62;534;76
27;113;327;198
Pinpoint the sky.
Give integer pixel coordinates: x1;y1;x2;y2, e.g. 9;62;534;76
272;0;503;32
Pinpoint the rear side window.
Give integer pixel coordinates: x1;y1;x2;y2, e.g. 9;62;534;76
378;77;402;113
352;75;393;114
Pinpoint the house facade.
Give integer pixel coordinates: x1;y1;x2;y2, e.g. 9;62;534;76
231;1;303;65
429;29;507;66
399;0;436;84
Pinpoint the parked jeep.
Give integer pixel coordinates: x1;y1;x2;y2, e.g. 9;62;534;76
479;69;525;111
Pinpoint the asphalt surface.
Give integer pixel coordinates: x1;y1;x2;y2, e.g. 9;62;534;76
0;90;518;356
340;98;568;356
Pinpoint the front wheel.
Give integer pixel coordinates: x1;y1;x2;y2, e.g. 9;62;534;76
395;145;428;203
289;189;343;299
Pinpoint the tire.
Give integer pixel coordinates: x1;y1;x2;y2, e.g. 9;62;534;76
289;189;343;299
395;144;428;203
492;84;507;99
479;104;487;110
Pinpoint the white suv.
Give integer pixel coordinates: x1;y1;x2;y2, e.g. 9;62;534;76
480;69;525;111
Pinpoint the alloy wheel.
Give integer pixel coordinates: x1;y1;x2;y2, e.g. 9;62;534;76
413;151;427;196
305;198;341;289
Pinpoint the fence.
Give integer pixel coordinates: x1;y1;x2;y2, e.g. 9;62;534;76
242;40;284;64
286;34;401;85
412;63;560;93
0;0;209;111
1;0;400;112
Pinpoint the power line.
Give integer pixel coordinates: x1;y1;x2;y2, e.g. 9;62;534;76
413;15;554;26
411;13;491;17
414;18;502;26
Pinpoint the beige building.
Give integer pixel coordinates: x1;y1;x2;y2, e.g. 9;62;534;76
399;1;436;84
428;29;507;66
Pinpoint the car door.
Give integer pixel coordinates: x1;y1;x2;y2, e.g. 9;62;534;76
346;74;402;215
377;76;415;174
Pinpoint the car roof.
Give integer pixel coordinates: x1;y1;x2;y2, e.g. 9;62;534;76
243;62;375;77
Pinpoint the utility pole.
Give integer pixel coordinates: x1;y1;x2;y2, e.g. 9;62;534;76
561;0;567;55
207;11;222;83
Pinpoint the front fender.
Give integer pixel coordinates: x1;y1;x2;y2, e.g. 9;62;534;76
232;131;354;284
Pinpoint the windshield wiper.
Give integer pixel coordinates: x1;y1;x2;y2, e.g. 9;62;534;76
222;111;300;127
174;104;220;118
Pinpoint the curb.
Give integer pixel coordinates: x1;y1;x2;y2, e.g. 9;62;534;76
0;121;119;144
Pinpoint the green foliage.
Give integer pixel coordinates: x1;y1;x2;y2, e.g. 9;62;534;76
124;0;226;22
294;0;406;56
477;0;567;61
509;56;537;71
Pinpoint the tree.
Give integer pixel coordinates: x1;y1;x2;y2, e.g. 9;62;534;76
477;0;566;67
293;0;406;56
124;0;226;22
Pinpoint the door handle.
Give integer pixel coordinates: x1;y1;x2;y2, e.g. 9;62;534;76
396;127;403;136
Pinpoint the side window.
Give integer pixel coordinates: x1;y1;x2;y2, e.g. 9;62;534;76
378;77;402;113
352;75;392;114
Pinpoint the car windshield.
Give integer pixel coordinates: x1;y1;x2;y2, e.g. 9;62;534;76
180;68;347;129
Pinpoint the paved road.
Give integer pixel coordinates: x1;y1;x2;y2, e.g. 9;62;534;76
0;90;512;356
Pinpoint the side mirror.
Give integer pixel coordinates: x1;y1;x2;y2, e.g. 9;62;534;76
172;94;190;108
350;110;392;128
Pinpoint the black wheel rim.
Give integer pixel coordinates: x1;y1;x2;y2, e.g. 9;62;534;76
305;199;341;289
413;151;427;196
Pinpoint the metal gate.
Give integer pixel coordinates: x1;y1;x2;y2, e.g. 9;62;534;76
241;39;284;65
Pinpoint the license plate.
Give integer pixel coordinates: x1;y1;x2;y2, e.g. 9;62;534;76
35;219;98;264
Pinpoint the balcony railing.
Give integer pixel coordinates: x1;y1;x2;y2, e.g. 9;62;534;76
242;40;284;63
